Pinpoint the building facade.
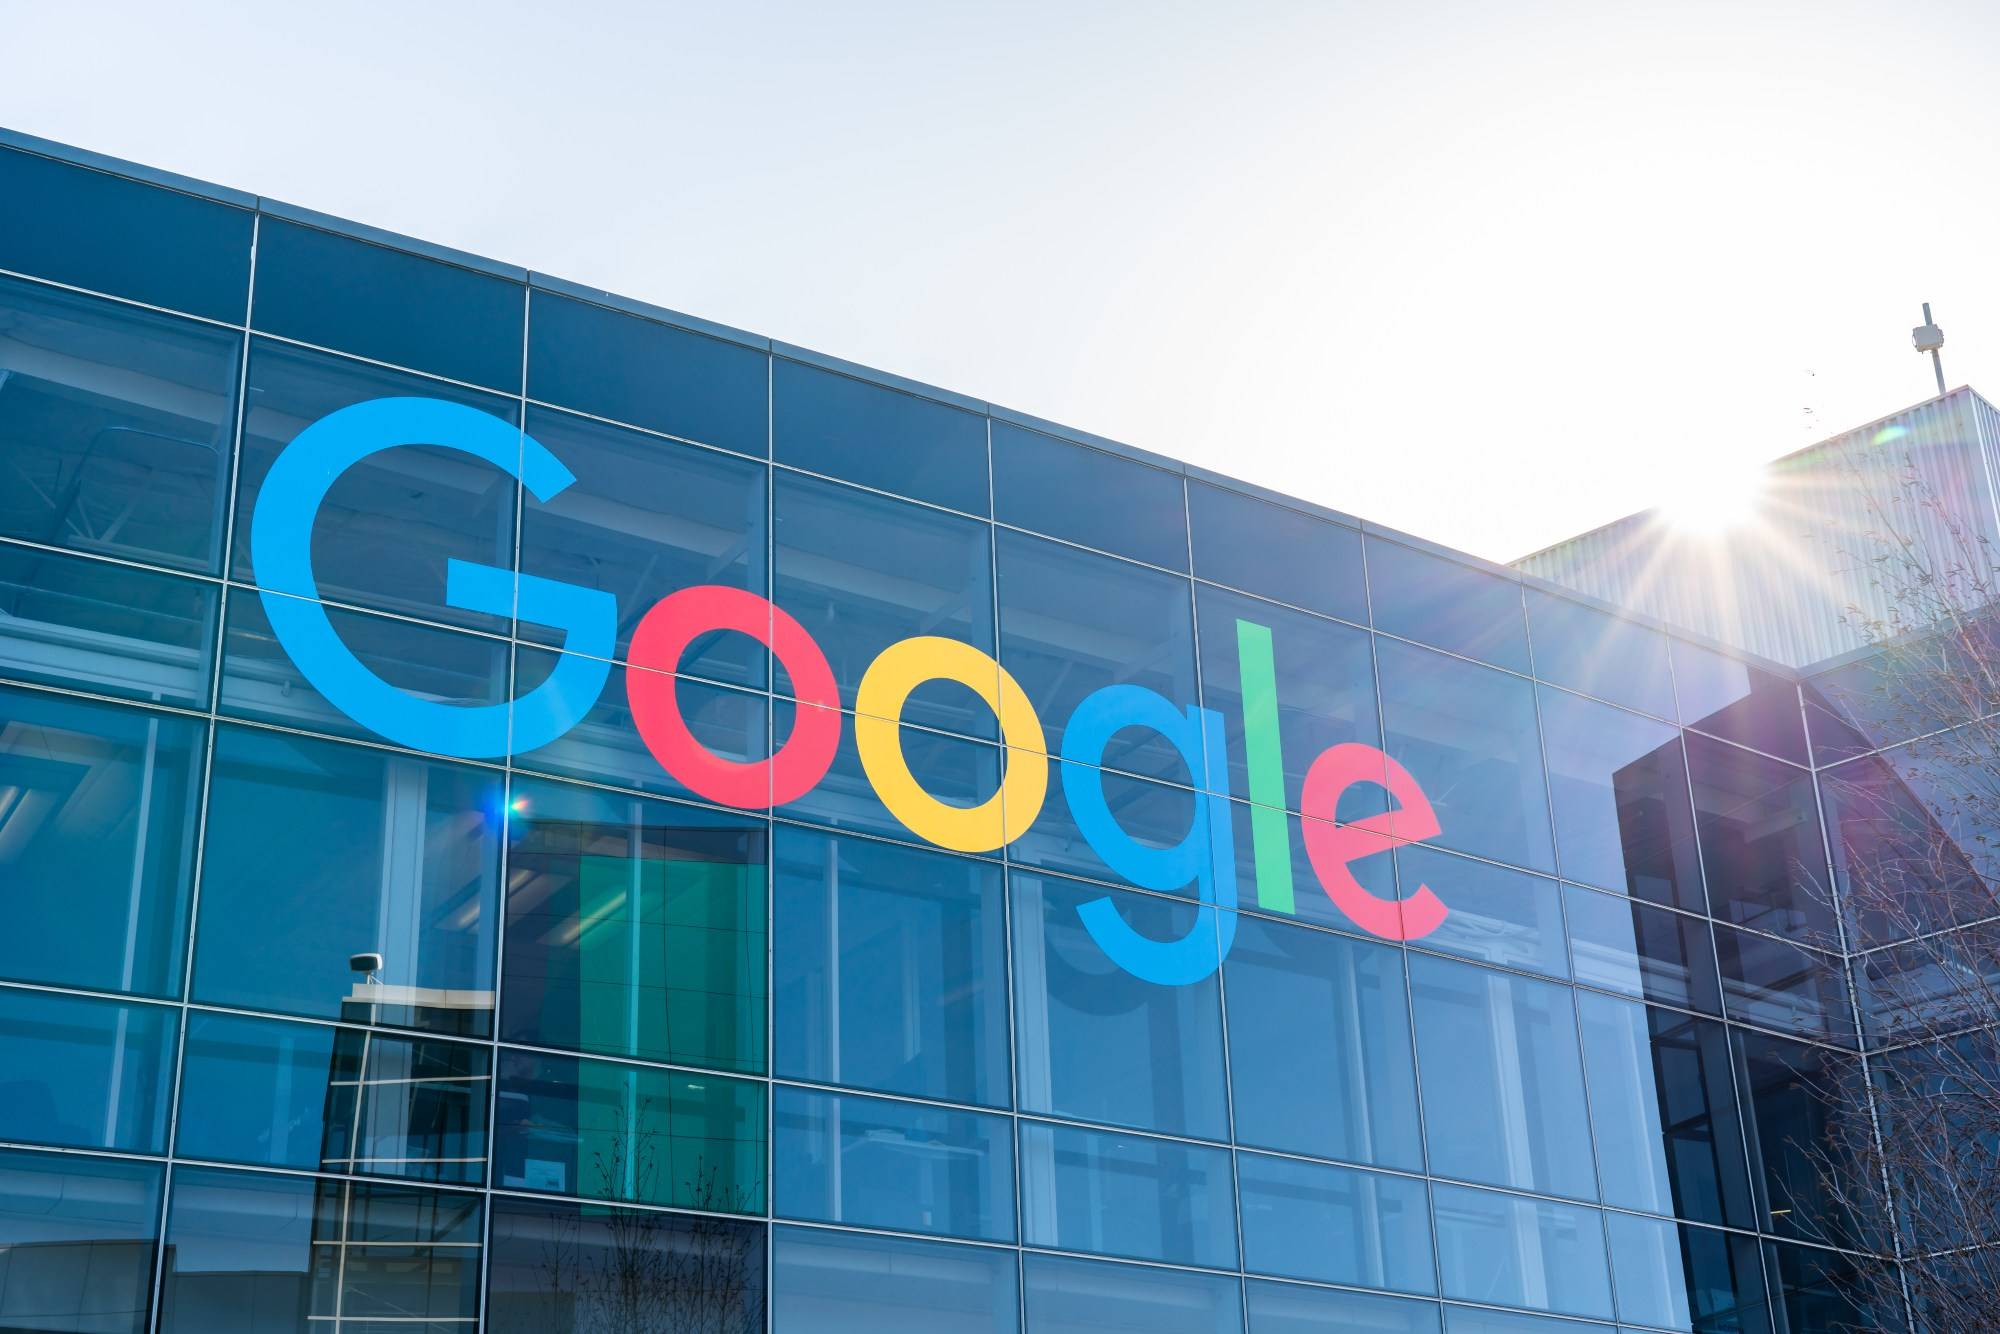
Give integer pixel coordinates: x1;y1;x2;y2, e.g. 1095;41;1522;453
0;128;1930;1333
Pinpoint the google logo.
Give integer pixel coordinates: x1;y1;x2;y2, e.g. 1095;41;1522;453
253;398;1452;986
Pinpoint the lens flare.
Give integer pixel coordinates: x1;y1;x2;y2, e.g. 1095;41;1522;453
1661;452;1766;535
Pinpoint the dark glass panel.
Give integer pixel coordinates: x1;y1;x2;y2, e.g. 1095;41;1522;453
253;218;523;391
0;986;175;1154
1246;1281;1442;1334
1022;1253;1241;1334
503;775;766;1073
773;827;1010;1107
1018;1120;1235;1268
1401;846;1569;979
778;702;1003;847
0;545;215;706
488;1193;765;1334
526;291;768;456
993;423;1186;569
1763;1240;1899;1334
517;405;769;683
1431;1183;1613;1320
0;146;252;320
1376;638;1555;873
0;684;202;996
0;1148;158;1334
1222;911;1422;1170
1855;921;2000;1045
1409;953;1597;1200
775;358;988;514
1366;537;1530;672
1539;688;1703;909
770;1226;1012;1334
1686;735;1834;939
0;276;240;571
1187;480;1367;622
1237;1150;1433;1293
197;726;501;1035
1671;639;1806;763
1714;926;1854;1047
1732;1029;1871;1246
1605;1212;1771;1334
493;1049;764;1213
1525;588;1675;718
1564;885;1722;1014
776;1087;1014;1242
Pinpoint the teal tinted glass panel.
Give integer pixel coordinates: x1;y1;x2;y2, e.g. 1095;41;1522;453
1366;537;1530;672
526;291;767;456
1410;953;1597;1200
1247;1281;1442;1334
0;146;251;321
0;545;215;706
253;218;523;391
0;684;201;997
1525;589;1675;719
1222;911;1422;1170
1237;1151;1434;1294
993;423;1186;569
493;1049;764;1213
1023;1253;1242;1334
1606;1212;1771;1333
1539;688;1704;909
775;358;989;514
196;726;502;1035
1400;845;1569;978
503;775;766;1073
1187;480;1367;623
1018;1120;1236;1268
0;986;175;1153
772;1227;1014;1334
0;277;241;571
776;1087;1015;1242
1432;1183;1613;1320
773;828;1010;1107
1565;885;1722;1014
0;1147;161;1334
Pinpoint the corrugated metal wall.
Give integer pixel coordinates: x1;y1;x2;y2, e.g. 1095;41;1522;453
1512;388;2000;669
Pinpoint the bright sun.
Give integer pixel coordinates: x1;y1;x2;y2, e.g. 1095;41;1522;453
1659;453;1767;535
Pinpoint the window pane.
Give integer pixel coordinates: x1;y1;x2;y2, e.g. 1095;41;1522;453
253;219;523;391
1605;1212;1769;1334
773;827;1010;1107
778;703;1004;847
232;341;520;632
1410;953;1596;1199
177;1012;490;1183
1401;845;1569;979
0;684;201;996
1565;885;1721;1014
503;775;765;1073
996;529;1198;783
493;1049;764;1213
1432;1183;1613;1320
1714;926;1854;1046
1246;1281;1442;1334
0;986;176;1153
1443;1307;1613;1334
1671;639;1806;764
775;358;988;514
0;1147;160;1334
517;405;769;683
1763;1239;1896;1334
1576;993;1755;1229
1821;748;1997;949
197;726;502;1035
1222;911;1422;1170
488;1193;765;1334
1019;1120;1236;1268
1377;638;1554;873
0;277;240;571
1732;1030;1870;1246
1023;1253;1242;1334
1367;538;1530;672
1237;1150;1433;1294
1010;760;1205;896
526;292;768;457
776;1087;1014;1242
771;1226;1014;1334
994;423;1186;569
0;146;251;321
1188;480;1366;623
1686;736;1833;938
774;471;995;736
1526;589;1675;719
1012;871;1230;1140
1538;689;1703;909
0;545;216;706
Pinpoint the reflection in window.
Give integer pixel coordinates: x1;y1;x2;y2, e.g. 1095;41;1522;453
493;1050;764;1213
993;423;1186;569
197;726;501;1035
503;776;765;1074
1686;735;1834;938
1410;953;1597;1199
1525;589;1675;719
0;1146;160;1334
1187;480;1367;623
1018;1120;1236;1268
1432;1182;1613;1320
0;276;240;571
1763;1238;1891;1334
0;986;176;1154
1401;845;1569;979
1732;1029;1869;1246
771;1226;1014;1334
1245;1280;1442;1334
1564;885;1721;1014
1366;538;1530;673
0;684;202;997
1538;688;1703;909
489;1193;766;1334
0;544;215;706
1012;760;1203;894
773;828;1010;1107
1671;638;1807;763
1604;1211;1768;1333
1012;872;1230;1140
160;1167;483;1334
1714;925;1854;1046
1222;912;1422;1170
776;358;989;515
1237;1151;1433;1293
779;702;1005;847
1022;1253;1242;1334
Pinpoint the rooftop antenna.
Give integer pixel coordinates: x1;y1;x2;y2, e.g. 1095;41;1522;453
1912;302;1947;397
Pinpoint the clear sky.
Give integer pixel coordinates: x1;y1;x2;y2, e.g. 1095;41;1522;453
3;0;1994;561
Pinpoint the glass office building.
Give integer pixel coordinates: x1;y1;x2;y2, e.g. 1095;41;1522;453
0;128;1930;1332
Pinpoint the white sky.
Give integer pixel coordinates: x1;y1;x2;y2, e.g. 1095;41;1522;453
3;0;1995;561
